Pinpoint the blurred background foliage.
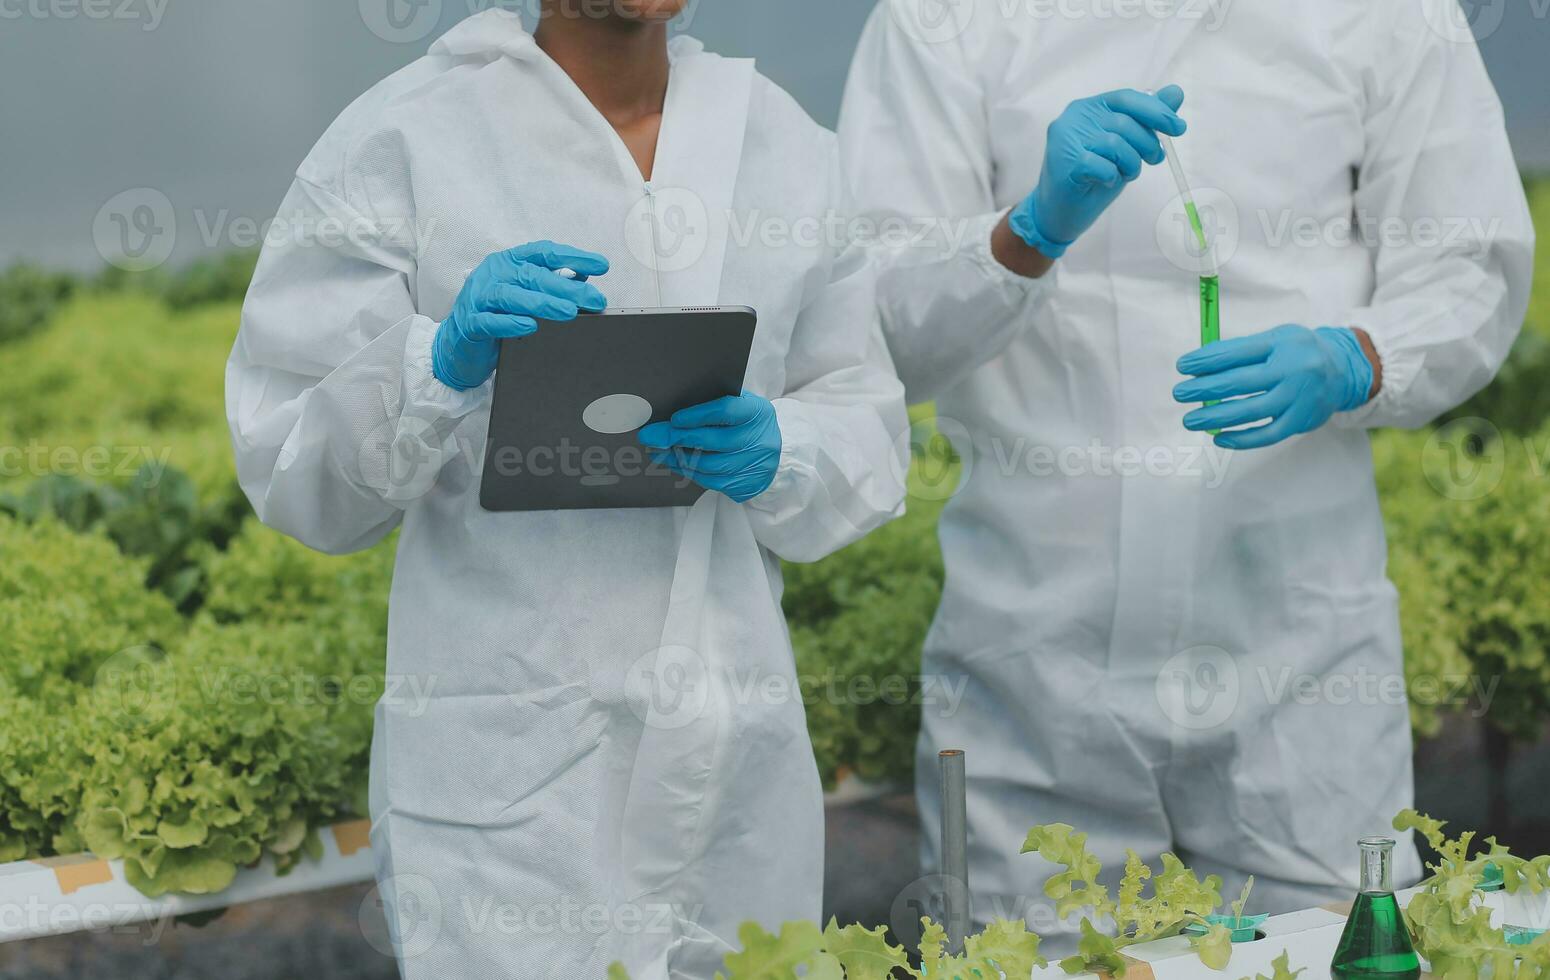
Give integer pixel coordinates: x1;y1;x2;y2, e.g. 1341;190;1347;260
0;178;1544;889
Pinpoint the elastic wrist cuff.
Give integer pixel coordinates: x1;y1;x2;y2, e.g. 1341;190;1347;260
1008;198;1072;260
430;321;479;392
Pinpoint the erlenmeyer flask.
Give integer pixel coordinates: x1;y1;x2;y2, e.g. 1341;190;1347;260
1331;837;1421;980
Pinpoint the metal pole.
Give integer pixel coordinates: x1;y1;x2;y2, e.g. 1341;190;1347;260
939;749;970;954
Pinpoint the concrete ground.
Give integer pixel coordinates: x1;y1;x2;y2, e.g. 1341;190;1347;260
0;717;1543;979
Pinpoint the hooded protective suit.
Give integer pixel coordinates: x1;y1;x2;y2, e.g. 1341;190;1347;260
227;11;908;978
839;0;1533;932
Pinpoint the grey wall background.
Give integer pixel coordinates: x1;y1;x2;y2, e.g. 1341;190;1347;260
1;0;1545;271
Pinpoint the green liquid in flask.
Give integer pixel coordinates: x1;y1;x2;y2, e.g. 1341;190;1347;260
1332;839;1421;980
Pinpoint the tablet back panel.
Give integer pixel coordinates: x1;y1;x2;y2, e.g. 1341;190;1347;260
478;307;757;512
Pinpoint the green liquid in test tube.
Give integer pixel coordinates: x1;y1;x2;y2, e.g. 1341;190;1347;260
1199;275;1221;433
1200;274;1220;348
1184;200;1209;254
1189;202;1221;373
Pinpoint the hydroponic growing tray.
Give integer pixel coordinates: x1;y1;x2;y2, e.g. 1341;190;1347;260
0;820;374;943
0;779;894;945
1041;886;1548;980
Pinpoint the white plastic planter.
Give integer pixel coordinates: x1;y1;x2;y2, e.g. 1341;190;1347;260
0;787;900;946
1031;904;1356;980
1491;886;1550;933
0;820;375;944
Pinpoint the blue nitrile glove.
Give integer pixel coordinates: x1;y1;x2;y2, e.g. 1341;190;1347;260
1008;86;1187;259
1174;325;1376;450
638;390;782;503
433;241;609;391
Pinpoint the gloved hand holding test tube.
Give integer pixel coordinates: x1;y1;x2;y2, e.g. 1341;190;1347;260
1163;134;1377;450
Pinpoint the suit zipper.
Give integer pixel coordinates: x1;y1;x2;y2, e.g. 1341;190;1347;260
643;180;664;308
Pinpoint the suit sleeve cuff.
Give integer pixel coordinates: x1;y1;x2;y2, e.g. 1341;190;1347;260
744;398;816;516
402;315;490;420
1330;315;1425;428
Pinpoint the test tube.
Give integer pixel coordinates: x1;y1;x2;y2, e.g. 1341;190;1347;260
1160;131;1224;430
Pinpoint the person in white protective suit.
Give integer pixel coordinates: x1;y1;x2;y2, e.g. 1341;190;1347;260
226;4;909;978
838;0;1534;936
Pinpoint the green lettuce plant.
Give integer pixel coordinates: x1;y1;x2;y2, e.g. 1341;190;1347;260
0;506;390;892
73;619;373;896
1375;422;1550;742
0;515;183;698
1395;809;1550;980
1020;823;1231;976
1239;951;1302;980
610;915;1041;980
0;688;90;862
783;468;948;789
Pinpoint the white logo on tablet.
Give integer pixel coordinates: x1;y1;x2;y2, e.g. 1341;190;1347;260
583;393;654;434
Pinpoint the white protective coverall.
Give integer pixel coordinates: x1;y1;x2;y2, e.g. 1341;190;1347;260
227;11;908;978
839;0;1533;931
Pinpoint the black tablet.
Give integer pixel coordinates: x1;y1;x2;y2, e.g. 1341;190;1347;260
478;306;758;512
